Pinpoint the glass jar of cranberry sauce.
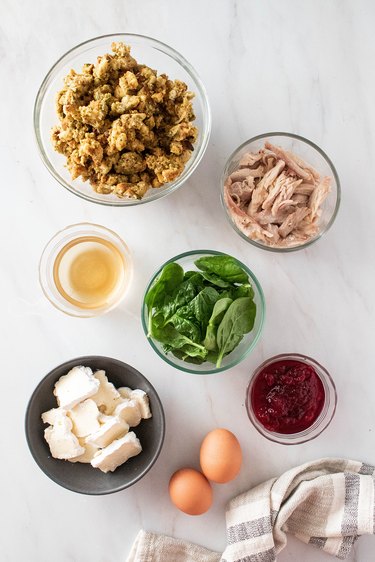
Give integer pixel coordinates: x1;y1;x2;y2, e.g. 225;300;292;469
246;354;337;445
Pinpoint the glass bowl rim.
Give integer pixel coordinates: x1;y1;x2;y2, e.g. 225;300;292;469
38;222;133;317
220;131;341;252
245;352;338;444
33;33;212;207
141;249;266;374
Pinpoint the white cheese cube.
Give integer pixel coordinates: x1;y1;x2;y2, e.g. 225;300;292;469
91;432;142;473
91;370;122;414
130;389;152;419
44;411;84;460
41;407;61;425
86;416;129;448
115;399;142;427
53;366;99;410
69;441;99;464
117;387;132;399
68;399;101;437
98;413;114;424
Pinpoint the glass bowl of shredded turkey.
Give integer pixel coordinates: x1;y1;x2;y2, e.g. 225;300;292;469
34;34;211;206
221;133;341;251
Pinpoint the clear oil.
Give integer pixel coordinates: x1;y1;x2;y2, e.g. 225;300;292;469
53;236;125;309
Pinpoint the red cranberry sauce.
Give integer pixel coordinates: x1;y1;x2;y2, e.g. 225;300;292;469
251;359;325;434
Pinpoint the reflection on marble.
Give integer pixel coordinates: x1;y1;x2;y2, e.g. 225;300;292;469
1;0;375;560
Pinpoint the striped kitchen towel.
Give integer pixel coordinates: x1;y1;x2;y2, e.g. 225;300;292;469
127;458;375;561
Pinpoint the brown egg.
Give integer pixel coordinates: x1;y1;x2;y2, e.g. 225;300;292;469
169;468;213;515
200;428;242;483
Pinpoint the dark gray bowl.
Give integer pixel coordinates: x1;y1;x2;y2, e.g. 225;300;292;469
25;356;165;495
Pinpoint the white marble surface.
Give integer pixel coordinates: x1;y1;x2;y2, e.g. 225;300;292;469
1;0;375;560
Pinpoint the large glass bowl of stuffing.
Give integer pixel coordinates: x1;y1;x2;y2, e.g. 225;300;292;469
34;34;211;206
221;132;340;252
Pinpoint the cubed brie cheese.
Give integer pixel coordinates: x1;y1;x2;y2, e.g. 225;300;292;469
130;389;152;419
86;416;129;448
98;413;114;424
117;387;132;399
42;364;149;471
53;366;99;410
114;399;142;427
68;399;100;437
91;370;122;414
44;411;84;460
41;407;61;425
91;432;142;473
69;441;99;464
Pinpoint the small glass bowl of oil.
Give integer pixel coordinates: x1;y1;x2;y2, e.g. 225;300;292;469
39;223;133;317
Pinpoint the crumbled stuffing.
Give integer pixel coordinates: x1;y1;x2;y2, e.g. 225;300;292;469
52;42;198;199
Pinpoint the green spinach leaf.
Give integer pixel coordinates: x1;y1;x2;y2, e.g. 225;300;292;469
171;286;220;327
171;349;206;364
206;350;219;364
184;270;204;285
150;320;206;354
231;283;255;300
201;271;231;288
216;289;233;300
161;279;197;320
167;314;201;343
191;286;220;327
216;297;256;368
172;348;216;365
203;297;233;351
195;255;249;284
170;303;195;321
145;262;184;334
217;284;254;301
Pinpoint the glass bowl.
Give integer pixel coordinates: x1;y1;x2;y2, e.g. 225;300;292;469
246;353;337;445
141;250;265;374
221;132;341;252
34;33;211;206
39;223;133;317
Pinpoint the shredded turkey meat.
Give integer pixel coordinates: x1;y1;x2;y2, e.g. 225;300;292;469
224;142;332;248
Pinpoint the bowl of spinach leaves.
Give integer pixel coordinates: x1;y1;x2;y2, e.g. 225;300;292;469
142;251;265;374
